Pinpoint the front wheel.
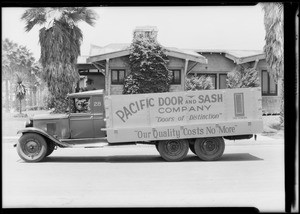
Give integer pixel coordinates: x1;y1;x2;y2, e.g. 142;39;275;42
194;137;225;161
157;139;189;162
17;133;48;162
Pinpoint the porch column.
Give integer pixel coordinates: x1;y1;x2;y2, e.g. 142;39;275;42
105;58;110;95
182;59;189;91
253;59;259;70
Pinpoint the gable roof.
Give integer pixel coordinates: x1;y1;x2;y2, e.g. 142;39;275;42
87;43;208;64
195;49;265;64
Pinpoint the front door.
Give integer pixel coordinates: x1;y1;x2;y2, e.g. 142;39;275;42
69;96;94;138
92;95;106;138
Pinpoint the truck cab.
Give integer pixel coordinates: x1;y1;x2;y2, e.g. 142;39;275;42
17;90;107;162
67;90;106;139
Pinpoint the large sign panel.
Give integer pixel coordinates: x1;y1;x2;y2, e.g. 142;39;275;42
104;88;263;142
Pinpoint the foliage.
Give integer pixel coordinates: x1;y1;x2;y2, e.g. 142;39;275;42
260;2;283;82
21;7;98;113
185;75;214;91
2;39;35;79
15;74;27;114
123;31;170;94
2;39;44;111
226;64;260;88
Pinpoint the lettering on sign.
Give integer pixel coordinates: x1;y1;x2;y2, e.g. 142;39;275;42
114;93;224;123
94;101;102;107
133;125;236;140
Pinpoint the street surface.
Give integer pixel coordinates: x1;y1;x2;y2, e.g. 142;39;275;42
2;136;284;212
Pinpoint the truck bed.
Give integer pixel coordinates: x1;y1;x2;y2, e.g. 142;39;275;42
104;88;263;143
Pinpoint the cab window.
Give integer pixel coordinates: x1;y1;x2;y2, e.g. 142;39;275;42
70;97;91;113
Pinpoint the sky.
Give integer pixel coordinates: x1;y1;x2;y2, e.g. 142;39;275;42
2;5;266;60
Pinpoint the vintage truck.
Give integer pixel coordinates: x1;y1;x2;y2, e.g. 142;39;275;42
16;87;263;162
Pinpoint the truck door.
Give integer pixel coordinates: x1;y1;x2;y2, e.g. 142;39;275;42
92;95;106;138
69;96;94;138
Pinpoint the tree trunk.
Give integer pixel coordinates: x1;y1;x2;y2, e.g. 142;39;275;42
9;80;14;111
33;87;37;107
5;79;9;112
19;99;22;114
280;79;284;126
29;88;33;107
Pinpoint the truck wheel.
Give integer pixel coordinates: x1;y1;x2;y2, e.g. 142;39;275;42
194;137;225;161
188;139;196;155
17;133;48;162
46;141;55;157
158;139;189;162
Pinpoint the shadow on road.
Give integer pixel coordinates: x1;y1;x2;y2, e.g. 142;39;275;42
42;153;263;163
219;153;264;161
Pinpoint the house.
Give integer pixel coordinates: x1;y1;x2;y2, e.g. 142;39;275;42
76;26;282;115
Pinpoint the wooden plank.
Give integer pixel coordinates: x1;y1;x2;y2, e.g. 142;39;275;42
106;58;110;95
187;62;198;73
183;59;189;90
165;50;207;64
87;50;130;63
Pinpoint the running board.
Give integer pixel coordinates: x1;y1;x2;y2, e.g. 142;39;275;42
60;137;108;147
71;143;109;148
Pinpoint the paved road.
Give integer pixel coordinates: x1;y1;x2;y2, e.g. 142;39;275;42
2;137;284;212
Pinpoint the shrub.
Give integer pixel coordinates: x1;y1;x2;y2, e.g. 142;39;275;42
227;64;260;88
185;75;214;91
123;32;170;94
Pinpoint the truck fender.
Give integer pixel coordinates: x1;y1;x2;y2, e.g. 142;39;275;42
17;127;70;148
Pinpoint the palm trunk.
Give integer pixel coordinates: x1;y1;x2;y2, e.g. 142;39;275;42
29;88;33;107
19;99;22;114
5;79;9;112
9;82;14;111
33;87;37;107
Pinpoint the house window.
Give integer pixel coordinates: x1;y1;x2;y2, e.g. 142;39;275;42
219;73;227;89
169;69;181;84
111;69;125;84
261;70;277;96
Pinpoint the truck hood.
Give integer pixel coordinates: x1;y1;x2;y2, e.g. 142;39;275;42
33;114;69;120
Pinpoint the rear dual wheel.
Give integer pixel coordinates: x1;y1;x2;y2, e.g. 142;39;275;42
194;137;225;161
157;139;189;162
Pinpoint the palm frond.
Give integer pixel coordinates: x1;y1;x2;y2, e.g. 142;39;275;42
64;7;98;26
21;8;47;32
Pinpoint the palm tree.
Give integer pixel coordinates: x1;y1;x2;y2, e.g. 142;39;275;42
261;3;283;80
260;3;284;124
15;74;27;115
21;7;98;113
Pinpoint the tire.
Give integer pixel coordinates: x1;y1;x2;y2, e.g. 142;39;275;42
17;133;48;162
45;141;55;157
157;139;189;162
194;137;225;161
188;139;196;155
